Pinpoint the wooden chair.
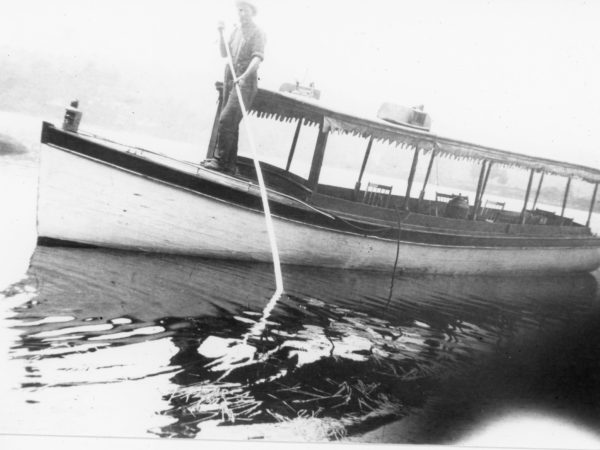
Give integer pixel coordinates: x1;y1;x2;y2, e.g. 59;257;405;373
363;182;393;208
480;200;506;223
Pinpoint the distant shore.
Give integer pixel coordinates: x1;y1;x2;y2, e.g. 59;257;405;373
0;134;27;156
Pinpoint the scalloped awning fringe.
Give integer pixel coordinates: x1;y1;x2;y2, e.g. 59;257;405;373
242;84;600;183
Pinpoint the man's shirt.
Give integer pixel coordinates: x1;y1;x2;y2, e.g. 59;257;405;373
226;22;266;86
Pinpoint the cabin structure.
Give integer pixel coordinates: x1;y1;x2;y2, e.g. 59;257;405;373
206;82;600;231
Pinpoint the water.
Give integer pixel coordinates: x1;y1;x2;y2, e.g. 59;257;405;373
3;115;600;445
3;245;600;443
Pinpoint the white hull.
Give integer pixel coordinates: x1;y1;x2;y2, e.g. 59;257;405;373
38;147;600;274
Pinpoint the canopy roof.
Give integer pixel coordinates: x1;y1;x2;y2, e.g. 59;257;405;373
245;85;600;184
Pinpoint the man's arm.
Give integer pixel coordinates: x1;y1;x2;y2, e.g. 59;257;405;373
236;56;262;84
218;22;227;58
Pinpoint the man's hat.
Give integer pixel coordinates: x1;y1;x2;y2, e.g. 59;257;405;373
235;1;258;16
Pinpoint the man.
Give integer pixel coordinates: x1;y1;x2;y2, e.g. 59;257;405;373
202;0;266;174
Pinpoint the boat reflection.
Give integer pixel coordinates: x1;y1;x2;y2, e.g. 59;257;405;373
7;246;600;440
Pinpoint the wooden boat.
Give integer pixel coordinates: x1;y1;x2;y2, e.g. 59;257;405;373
37;83;600;274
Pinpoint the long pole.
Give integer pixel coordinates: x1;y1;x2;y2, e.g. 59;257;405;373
221;28;283;297
204;29;287;381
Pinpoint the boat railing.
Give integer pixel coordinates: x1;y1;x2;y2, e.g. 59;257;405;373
529;208;575;227
309;187;591;236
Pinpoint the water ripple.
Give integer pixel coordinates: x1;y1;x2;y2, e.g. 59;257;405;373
2;245;599;440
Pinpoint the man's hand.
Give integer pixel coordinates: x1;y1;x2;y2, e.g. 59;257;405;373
234;75;246;86
217;21;225;33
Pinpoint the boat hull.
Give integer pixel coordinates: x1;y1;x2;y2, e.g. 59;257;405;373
37;138;600;275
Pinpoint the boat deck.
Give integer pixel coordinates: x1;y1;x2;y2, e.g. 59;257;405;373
231;156;590;239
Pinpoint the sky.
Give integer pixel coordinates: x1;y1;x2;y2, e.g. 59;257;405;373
1;0;599;169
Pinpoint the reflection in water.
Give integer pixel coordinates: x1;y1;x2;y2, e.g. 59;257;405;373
2;246;600;441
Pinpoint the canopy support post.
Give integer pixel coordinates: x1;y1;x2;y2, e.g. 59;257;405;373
481;162;493;198
586;182;598;228
307;123;329;194
531;172;545;211
285;118;303;172
353;137;374;201
560;177;572;219
473;162;493;221
418;150;437;204
205;84;224;160
520;169;535;225
472;161;487;220
403;147;420;211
